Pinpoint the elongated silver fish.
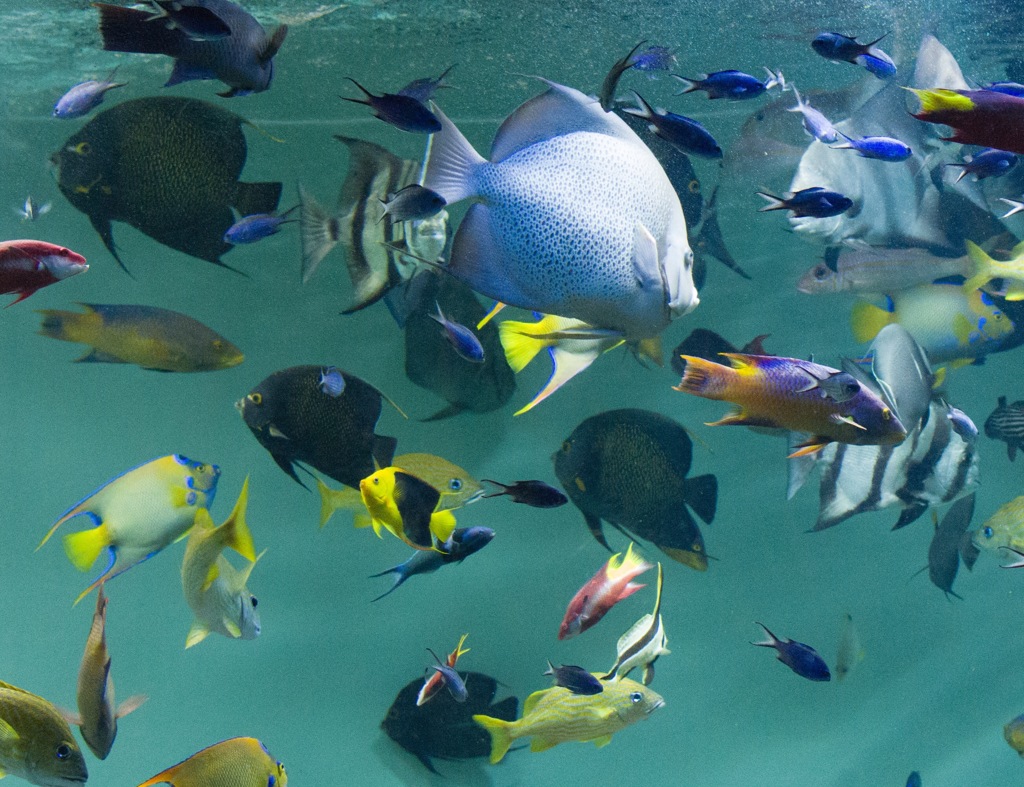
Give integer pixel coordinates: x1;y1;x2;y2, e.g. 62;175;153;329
797;246;971;295
601;562;669;684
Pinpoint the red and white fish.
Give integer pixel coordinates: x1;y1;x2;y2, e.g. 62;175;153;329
559;544;652;640
417;633;470;706
0;239;87;305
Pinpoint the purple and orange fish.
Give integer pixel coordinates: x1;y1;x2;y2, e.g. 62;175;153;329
673;353;907;457
910;88;1024;155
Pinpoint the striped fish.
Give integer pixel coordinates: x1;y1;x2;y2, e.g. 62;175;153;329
984;396;1024;461
601;563;669;684
298;135;448;313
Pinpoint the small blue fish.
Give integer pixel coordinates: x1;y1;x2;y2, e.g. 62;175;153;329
757;187;852;219
984;82;1024;98
624;91;722;159
946;148;1017;183
673;69;769;100
751;622;831;681
906;771;922;787
544;662;604;695
812;32;895;79
341;78;441;133
427;648;468;702
945;403;978;443
832;132;911;162
787;86;839;144
378;185;447;224
369;526;495;601
53;71;126;119
397;65;455;103
318;366;346;397
855;52;897;80
223;206;298;244
431;302;485;363
628;45;677;72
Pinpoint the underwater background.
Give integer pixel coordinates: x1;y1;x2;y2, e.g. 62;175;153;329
3;1;1024;785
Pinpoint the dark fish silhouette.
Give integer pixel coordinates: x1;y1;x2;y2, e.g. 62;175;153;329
51;97;281;271
985;396;1024;460
480;479;568;508
920;493;975;600
237;365;398;489
341;78;441;133
671;329;769;377
752;622;831;681
553;409;718;570
381;671;518;774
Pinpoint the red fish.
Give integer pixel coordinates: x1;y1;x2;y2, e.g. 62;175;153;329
910;89;1024;155
416;634;470;706
0;240;87;305
559;543;652;640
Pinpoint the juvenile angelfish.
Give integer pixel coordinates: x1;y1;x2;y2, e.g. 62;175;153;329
137;737;287;786
559;543;652;640
39;454;220;603
357;467;457;550
752;622;831;681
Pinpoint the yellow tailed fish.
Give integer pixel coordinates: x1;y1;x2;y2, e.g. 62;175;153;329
963;239;1024;300
358;467;456;550
136;736;286;787
38;454;221;604
601;563;669;684
0;680;88;786
474;676;663;763
180;478;262;649
63;585;147;760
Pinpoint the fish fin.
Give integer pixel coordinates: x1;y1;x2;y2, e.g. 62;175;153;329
592;733;614;748
86;212;130;273
681;473;717;525
583;512;612;551
477;301;506;330
514;345;602;416
219;477;256;561
420;403;467;421
892;502;928;530
297;184;341;284
95;3;181;54
963;240;995;293
632;222;662;290
498;317;555;373
56;706;81;726
372;434;398;470
392;471;442;549
472;715;513;764
63;524;111;572
787;437;831;458
0;718;17;751
224;619;242;638
202;562;220;593
233;181;283;221
316;478;361;528
705;409;774;428
908;87;975;114
115;693;148;719
429;509;457;545
850;300;894;343
353;514;374;530
522;688;548;716
422;103;485;204
751;622;779;647
142;213;239;269
786;438;818;500
755;192;788;212
165;60;218;86
185;621;210;649
260;25;288;63
829;413;867;431
530;737;558;752
445;202;524;306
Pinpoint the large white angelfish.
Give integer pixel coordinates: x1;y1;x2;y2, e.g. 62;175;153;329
423;79;698;340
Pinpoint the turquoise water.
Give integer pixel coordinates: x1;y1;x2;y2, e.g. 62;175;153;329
3;2;1024;785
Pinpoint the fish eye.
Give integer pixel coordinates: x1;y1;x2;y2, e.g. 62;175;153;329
692;543;702;552
687;179;700;194
248;392;263;405
685;250;694;270
373;477;380;485
813;264;829;281
449;478;463;491
630;692;642;703
55;743;72;760
882;408;891;421
213;339;223;349
984;526;994;539
251;596;258;607
71;141;91;155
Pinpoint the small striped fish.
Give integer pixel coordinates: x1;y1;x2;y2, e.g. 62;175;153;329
984;396;1024;461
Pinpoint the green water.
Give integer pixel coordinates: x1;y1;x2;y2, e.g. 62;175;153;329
2;2;1024;785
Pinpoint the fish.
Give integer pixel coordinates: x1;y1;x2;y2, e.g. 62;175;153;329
907;772;923;787
38;454;220;603
752;622;831;681
598;40;645;112
944;404;978;443
318;366;345;397
430;301;485;363
811;32;895;79
602;562;670;684
421;78;698;340
788;86;839;144
623;92;723;159
340;78;441;133
36;303;244;372
674;353;907;457
0;681;88;787
397;65;456;103
417;635;471;707
554;408;718;570
297;135;449;310
972;496;1024;554
834;613;863;682
368;526;494;601
756;187;853;218
356;466;457;550
963;239;1024;300
237;364;398;489
95;0;287;98
223;206;298;245
51;96;281;271
143;0;232;41
689;186;751;281
984;396;1024;460
404;273;516;419
1002;197;1024;218
910;88;1024;155
985;82;1024;97
946;148;1017;182
559;543;653;640
425;647;469;704
544;663;603;695
63;586;147;760
0;240;87;305
672;70;771;100
671;329;770;375
796;246;972;296
630;45;677;72
498;313;626;414
16;197;51;222
480;479;567;508
382;671;518;774
136;737;286;786
53;71;126;119
379;185;446;224
473;676;664;763
1006;714;1024;757
181;478;261;648
922;493;975;599
831;132;912;162
851;283;1015;364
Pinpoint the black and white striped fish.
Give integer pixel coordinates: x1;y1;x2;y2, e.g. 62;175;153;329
984;396;1024;461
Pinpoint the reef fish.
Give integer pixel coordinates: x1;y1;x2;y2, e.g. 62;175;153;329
237;365;398;489
752;622;831;681
418;635;471;706
366;527;494;601
356;467;457;550
910;88;1024;155
0;240;87;305
973;495;1024;555
544;663;603;695
422;78;698;340
1006;714;1024;757
136;737;286;786
53;71;126;119
554;409;718;570
963;239;1024;300
480;479;568;508
559;543;652;640
796;247;971;296
37;303;244;372
984;396;1024;460
51;96;281;271
0;681;88;787
602;562;669;684
923;493;975;599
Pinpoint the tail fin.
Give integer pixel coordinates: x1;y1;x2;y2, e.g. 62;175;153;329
316;478;361;528
498;318;554;373
672;355;732;398
422;104;484;203
673;76;699;94
63;525;111;573
36;308;92;343
908;88;975;115
963;240;995;293
298;184;342;284
850;301;894;343
95;3;181;54
221;477;256;562
682;473;717;524
473;715;514;764
756;192;788;212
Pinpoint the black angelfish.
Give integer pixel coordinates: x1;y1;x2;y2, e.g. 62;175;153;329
237;365;398;489
381;671;518;774
51;97;281;271
553;409;718;570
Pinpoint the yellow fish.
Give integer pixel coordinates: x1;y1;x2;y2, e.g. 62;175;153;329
181;478;261;649
973;495;1024;554
473;676;663;764
963;240;1024;300
63;585;147;760
358;467;456;550
38;454;221;603
0;680;88;786
1006;713;1024;757
136;736;286;787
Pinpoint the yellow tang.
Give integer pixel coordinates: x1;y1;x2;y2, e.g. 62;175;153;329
473;676;663;764
0;680;88;786
136;736;286;787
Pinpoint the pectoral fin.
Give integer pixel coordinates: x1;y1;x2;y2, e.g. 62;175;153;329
592;733;614;748
115;694;148;719
185;621;211;649
530;737;557;753
788;437;831;458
